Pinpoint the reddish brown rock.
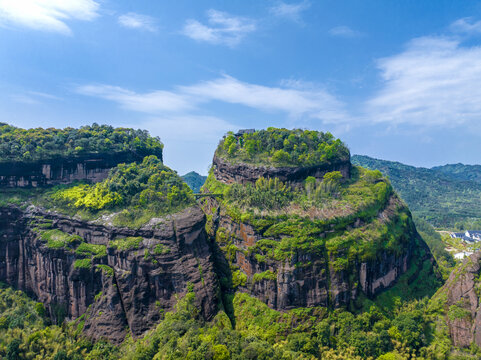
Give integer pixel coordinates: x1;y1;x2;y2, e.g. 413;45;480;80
212;154;351;185
443;251;481;348
0;205;218;343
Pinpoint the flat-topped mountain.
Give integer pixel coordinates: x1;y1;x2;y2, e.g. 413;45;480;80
202;128;439;312
213;128;351;184
0;123;164;187
1;125;460;359
0;124;217;343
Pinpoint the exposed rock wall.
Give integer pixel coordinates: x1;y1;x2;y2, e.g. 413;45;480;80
0;205;218;343
443;251;481;348
205;194;423;311
0;152;143;187
212;154;351;185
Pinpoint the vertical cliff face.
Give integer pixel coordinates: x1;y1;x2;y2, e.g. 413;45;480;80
204;194;426;310
0;152;145;187
212;154;351;185
0;205;218;343
441;252;481;348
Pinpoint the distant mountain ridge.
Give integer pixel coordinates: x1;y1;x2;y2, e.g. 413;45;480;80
181;171;207;193
351;155;481;228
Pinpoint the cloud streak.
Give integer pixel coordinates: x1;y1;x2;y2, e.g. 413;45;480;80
269;1;310;23
0;0;100;35
182;9;256;46
77;75;349;124
329;26;362;38
118;12;157;32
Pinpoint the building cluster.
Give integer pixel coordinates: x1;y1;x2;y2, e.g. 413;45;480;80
450;230;481;243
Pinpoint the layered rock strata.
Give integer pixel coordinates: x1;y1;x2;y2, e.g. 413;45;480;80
0;152;148;187
213;154;351;185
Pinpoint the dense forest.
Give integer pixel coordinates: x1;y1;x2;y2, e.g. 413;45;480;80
217;128;350;167
0;281;460;360
0;123;163;162
352;155;481;229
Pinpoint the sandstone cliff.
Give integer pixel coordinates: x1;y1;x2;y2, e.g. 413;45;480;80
0;152;148;188
0;205;218;343
441;251;481;348
213;154;351;185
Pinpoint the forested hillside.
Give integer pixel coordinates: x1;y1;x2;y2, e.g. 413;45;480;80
352;155;481;228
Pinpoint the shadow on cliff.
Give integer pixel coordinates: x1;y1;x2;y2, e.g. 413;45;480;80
209;236;236;328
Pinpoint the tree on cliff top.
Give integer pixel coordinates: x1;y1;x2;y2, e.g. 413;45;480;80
216;128;350;167
0;123;163;163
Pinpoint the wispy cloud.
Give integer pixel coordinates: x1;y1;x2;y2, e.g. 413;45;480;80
182;9;256;46
366;35;481;127
118;12;157;32
77;75;349;124
269;1;310;23
329;25;362;38
450;17;481;35
76;84;194;113
0;0;100;35
11;90;62;104
181;76;348;123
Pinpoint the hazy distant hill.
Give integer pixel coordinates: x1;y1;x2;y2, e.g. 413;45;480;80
181;171;207;193
431;163;481;183
351;155;481;228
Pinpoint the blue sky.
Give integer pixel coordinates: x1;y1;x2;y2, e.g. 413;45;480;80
1;0;481;174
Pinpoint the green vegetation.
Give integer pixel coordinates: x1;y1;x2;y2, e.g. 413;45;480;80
0;267;464;359
74;258;92;269
217;128;350;167
352;155;481;228
48;155;194;227
95;264;114;277
203;165;402;267
108;237;143;251
75;243;107;259
39;229;83;249
181;171;207;193
413;216;455;279
0;123;163;163
153;243;170;255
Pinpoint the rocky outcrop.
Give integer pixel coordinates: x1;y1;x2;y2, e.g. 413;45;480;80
0;152;146;187
212;154;351;185
205;193;429;311
442;251;481;348
0;205;218;343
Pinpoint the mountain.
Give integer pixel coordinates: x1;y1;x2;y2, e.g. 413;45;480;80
181;171;207;193
432;163;481;183
352;155;481;228
0;125;472;359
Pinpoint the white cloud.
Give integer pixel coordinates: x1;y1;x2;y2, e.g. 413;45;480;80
118;12;157;32
269;1;310;22
329;25;362;38
77;75;349;124
76;84;195;113
11;90;62;104
366;35;481;127
182;9;256;46
450;17;481;34
0;0;99;35
181;76;348;123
